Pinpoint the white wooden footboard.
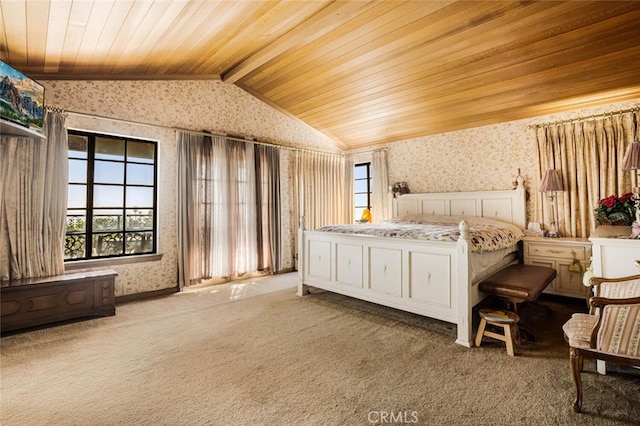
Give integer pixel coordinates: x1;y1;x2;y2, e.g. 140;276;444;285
298;218;474;347
297;183;526;347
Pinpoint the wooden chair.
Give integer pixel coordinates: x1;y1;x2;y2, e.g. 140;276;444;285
561;274;640;413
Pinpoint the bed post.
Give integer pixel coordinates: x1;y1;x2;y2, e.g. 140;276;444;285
456;219;473;347
513;177;527;229
297;216;310;296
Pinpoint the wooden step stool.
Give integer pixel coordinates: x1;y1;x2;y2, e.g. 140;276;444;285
475;309;520;356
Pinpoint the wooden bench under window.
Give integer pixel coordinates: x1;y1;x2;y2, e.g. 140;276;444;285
1;270;117;333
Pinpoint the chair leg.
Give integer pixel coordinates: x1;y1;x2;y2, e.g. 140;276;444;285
475;318;487;347
570;347;584;413
511;324;521;347
504;324;515;356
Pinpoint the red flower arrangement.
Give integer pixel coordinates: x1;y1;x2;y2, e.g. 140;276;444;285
594;193;635;225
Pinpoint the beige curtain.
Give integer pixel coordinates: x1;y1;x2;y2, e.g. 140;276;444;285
536;111;639;237
0;110;68;280
371;149;390;222
176;132;281;288
292;150;352;269
293;151;352;232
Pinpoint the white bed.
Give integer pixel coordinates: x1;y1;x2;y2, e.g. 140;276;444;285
297;181;527;347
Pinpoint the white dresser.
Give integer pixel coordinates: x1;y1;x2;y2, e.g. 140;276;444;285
588;226;640;375
589;226;640;278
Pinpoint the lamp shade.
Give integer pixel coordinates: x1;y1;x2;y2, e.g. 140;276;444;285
539;169;563;192
622;141;640;170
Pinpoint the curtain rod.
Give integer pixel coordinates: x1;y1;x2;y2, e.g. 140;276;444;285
529;106;639;129
60;108;344;157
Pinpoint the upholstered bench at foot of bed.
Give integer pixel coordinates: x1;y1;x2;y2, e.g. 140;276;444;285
477;264;557;343
479;264;557;308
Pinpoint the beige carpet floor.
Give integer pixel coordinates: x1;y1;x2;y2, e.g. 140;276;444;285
1;275;639;426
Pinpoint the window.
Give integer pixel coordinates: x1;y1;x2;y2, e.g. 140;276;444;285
65;130;157;260
354;162;372;220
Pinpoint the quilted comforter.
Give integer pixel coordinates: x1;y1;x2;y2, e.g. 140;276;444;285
316;215;523;253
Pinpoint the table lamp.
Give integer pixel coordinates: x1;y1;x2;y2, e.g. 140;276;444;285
539;169;564;238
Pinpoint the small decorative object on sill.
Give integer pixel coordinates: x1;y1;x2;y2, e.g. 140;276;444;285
361;208;372;223
391;182;410;198
594;193;635;226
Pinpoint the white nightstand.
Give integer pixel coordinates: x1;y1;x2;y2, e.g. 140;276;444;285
523;237;592;299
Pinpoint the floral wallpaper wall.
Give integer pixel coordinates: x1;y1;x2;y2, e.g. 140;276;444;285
379;98;640;226
42;77;639;296
42;79;333;296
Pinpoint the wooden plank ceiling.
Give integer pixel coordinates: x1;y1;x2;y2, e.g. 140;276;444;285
2;0;639;150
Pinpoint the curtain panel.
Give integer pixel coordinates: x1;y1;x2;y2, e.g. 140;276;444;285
176;132;281;288
292;151;352;232
371;149;390;222
0;110;68;280
292;150;352;269
536;111;639;237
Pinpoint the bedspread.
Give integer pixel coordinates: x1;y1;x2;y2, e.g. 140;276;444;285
316;215;523;253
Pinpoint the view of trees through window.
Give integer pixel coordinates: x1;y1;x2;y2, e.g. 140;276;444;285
65;130;157;260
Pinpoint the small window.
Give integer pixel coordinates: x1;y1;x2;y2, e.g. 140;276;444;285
354;162;372;220
65;130;157;261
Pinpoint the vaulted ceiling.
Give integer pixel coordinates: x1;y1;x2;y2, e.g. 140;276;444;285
2;1;640;150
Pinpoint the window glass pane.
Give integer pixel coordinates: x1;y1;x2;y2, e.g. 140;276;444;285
66;210;86;233
126;163;154;185
126;209;154;230
127;141;155;163
355;207;365;220
355;194;368;207
64;235;85;259
68;184;86;208
354;179;368;193
95;137;125;161
126;186;154;208
94;160;124;184
94;185;123;207
92;233;124;257
354;165;369;179
125;231;153;254
69;159;87;183
93;209;124;231
68;135;87;159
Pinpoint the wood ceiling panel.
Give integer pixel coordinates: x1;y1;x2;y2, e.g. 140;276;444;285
194;1;332;76
108;0;178;73
279;2;634;118
72;1;114;69
24;0;49;66
252;1;504;100
1;0;29;63
243;0;441;94
2;1;639;150
297;22;640;127
223;1;380;84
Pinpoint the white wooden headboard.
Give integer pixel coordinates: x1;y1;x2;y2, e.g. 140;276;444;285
391;182;527;229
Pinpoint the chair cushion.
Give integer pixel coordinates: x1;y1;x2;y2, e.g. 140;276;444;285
599;278;640;298
479;264;557;301
562;313;597;348
598;304;640;357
